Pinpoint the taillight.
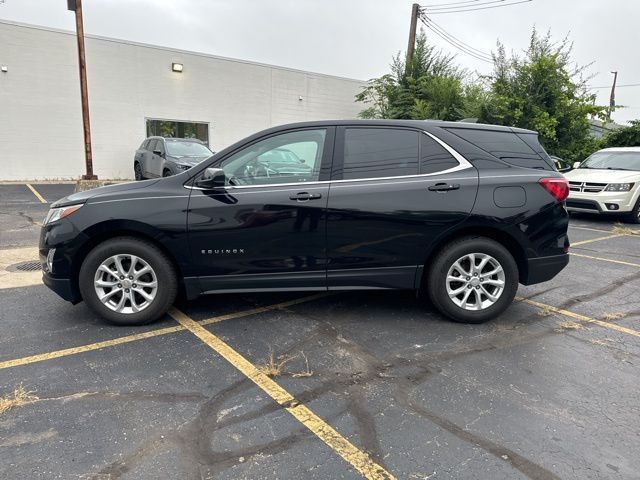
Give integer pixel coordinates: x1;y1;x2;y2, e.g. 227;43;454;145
538;177;569;202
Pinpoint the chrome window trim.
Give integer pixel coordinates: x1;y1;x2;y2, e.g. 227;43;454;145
184;129;474;191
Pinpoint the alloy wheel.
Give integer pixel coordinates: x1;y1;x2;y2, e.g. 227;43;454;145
445;252;505;311
93;254;158;314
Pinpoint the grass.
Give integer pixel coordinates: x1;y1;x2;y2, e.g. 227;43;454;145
602;312;626;322
257;350;314;378
612;223;640;235
290;351;314;378
0;385;38;415
555;320;583;332
537;306;556;317
257;351;298;378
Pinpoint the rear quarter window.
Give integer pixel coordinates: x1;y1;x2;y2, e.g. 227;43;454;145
445;128;554;170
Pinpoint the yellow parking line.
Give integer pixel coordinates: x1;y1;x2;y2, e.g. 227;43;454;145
570;252;640;269
0;293;330;371
169;307;394;480
25;183;47;204
569;225;613;233
0;325;184;370
571;233;625;246
517;297;640;338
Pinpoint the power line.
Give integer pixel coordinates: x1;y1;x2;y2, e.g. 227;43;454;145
422;0;532;14
422;15;492;59
423;0;511;12
422;0;483;7
422;22;493;62
589;83;640;89
419;12;493;62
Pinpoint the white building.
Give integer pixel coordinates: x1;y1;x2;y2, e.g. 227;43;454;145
0;20;364;180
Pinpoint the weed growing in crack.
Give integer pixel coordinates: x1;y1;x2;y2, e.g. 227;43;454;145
0;384;38;415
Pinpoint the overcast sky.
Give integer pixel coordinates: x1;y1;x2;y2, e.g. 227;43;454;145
1;0;638;124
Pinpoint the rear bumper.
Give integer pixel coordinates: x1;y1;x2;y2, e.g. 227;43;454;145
521;254;569;285
42;272;81;304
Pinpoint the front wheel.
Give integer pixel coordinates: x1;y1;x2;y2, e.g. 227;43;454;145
134;162;144;181
625;196;640;224
426;237;519;324
79;237;178;325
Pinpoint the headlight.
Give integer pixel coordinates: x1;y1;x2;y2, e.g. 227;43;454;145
43;204;83;225
176;164;192;170
604;183;634;192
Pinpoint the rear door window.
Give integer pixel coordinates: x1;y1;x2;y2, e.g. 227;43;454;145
445;128;553;170
341;128;419;180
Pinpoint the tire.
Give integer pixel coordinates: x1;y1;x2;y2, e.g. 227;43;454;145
163;169;172;177
134;162;144;181
426;236;519;324
625;196;640;224
78;237;178;326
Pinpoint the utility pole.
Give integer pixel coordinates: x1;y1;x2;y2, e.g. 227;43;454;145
406;3;420;73
607;71;618;121
67;0;97;180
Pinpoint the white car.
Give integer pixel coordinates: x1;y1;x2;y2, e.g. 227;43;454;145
565;147;640;224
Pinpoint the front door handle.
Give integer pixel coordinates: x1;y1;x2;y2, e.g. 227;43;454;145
289;192;322;201
428;183;460;192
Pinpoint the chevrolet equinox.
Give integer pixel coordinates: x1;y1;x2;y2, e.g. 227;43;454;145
40;120;570;325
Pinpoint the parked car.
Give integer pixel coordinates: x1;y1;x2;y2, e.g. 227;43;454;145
134;137;213;180
41;120;570;326
565;147;640;223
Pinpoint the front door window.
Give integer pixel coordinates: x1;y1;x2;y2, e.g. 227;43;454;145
220;129;326;186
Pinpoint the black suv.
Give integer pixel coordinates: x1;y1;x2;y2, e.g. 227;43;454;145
134;136;212;180
41;120;570;325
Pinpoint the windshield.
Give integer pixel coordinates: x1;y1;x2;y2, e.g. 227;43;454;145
580;151;640;171
165;140;212;157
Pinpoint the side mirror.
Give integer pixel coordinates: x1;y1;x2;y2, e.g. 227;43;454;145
195;167;225;190
153;150;164;157
572;161;581;169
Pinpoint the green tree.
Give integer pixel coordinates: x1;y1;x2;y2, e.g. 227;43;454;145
601;120;640;148
356;32;478;121
478;30;606;162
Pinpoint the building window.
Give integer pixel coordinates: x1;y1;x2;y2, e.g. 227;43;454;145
146;119;209;146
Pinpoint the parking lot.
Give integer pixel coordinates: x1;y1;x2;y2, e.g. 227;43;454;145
1;183;639;479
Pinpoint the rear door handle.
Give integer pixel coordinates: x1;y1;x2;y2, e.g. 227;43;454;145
289;192;322;201
428;183;460;192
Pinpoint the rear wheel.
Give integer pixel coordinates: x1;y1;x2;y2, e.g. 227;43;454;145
426;237;518;324
79;237;178;325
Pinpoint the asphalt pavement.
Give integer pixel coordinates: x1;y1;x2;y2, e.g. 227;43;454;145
1;183;639;480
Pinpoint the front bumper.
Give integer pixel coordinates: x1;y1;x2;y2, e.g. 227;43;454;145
521;254;569;285
42;271;81;303
566;189;638;214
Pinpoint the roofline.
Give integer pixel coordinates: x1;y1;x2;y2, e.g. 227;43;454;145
262;119;537;134
598;147;640;151
0;19;366;84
